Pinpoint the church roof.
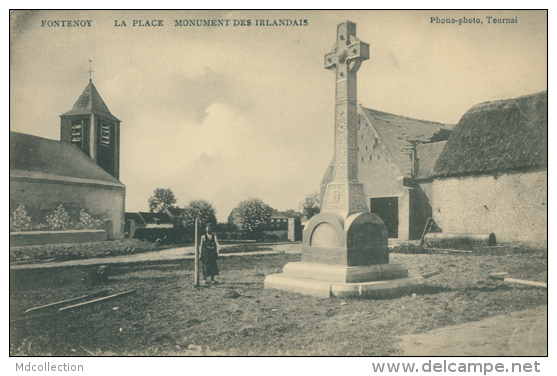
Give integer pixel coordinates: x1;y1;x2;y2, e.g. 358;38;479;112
10;131;124;187
415;141;447;180
360;106;454;178
432;91;547;178
60;80;120;122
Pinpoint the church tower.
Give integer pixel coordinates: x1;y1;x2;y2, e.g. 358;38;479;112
60;79;121;180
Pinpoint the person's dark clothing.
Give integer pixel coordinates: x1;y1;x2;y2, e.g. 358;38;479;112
201;234;219;278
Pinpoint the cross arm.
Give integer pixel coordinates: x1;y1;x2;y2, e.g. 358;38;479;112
324;51;337;70
347;38;370;62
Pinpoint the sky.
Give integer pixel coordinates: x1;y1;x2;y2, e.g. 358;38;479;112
9;10;547;222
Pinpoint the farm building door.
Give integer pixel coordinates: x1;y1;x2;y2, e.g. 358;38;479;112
370;197;399;238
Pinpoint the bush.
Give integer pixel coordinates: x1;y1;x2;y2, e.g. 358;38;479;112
10;205;32;232
44;204;72;230
76;209;103;230
10;204;107;232
265;234;280;242
230;198;273;241
180;200;218;240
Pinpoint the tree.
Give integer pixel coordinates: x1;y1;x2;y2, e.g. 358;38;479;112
180;199;217;238
300;191;321;219
148;188;177;213
230;198;273;241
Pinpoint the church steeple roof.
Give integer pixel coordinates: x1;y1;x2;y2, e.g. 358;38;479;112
60;80;120;122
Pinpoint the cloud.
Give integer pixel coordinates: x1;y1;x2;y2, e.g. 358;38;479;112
164;69;247;124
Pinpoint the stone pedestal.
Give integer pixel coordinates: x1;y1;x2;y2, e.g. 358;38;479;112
264;210;425;298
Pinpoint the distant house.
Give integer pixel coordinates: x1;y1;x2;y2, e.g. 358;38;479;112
163;207;187;226
266;210;290;239
124;212;143;225
320;92;547;246
321;105;454;240
124;211;175;242
125;212;174;229
227;207;297;241
422;91;547;246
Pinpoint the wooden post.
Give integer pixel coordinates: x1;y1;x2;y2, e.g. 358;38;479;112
420;217;433;247
194;216;199;286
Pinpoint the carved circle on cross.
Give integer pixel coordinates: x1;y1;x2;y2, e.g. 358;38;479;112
337;49;348;64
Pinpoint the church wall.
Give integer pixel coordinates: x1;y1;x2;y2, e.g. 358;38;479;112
430;168;547;247
10;177;125;238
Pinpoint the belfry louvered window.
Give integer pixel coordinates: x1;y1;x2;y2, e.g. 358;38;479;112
100;122;110;146
71;120;82;143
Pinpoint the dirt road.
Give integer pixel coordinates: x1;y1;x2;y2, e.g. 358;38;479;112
397;305;547;356
9;243;302;270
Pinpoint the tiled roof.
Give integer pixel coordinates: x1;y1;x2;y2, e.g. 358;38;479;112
270;210;289;219
165;207;186;217
415;141;447;180
360;106;454;177
10;131;124;186
138;212;174;225
60;81;120;122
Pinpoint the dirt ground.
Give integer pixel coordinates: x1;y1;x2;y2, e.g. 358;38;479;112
397;305;547;356
9;250;547;356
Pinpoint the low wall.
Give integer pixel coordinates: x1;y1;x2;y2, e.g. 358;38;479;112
10;229;108;247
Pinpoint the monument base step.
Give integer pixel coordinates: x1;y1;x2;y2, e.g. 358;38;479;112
282;262;408;283
264;273;426;299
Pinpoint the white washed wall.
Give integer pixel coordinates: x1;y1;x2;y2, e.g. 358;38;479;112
431;169;547;247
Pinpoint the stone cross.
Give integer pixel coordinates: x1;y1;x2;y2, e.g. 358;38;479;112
320;21;370;218
324;21;369;183
264;21;424;298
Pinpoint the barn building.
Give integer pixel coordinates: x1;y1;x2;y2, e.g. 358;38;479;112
423;91;547;246
320;91;547;246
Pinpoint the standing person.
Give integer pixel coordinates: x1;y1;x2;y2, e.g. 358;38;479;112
200;224;219;284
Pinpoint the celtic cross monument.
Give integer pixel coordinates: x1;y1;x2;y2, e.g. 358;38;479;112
265;21;424;298
321;21;370;219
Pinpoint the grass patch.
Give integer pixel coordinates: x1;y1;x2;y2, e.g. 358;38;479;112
10;239;159;263
390;244;430;254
